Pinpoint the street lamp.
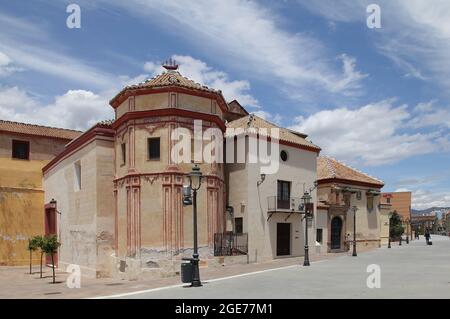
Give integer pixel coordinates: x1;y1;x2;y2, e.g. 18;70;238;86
406;218;410;244
352;206;358;256
183;164;203;287
301;192;312;266
388;212;392;248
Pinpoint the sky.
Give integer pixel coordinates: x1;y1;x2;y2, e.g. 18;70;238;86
0;0;449;209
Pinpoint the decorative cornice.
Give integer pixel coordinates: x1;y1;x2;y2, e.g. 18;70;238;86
112;108;227;132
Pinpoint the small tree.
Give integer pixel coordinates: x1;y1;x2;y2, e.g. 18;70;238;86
41;235;60;284
389;211;404;240
33;235;45;278
27;237;40;274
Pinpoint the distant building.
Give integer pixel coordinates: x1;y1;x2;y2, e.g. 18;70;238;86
444;211;450;235
316;157;388;252
0;120;81;265
380;192;412;238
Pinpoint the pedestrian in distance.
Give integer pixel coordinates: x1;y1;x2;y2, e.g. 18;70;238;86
425;229;431;245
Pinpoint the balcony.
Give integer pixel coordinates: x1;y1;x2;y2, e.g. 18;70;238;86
267;196;304;213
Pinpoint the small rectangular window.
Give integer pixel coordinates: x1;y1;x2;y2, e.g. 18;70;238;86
128;96;135;111
74;161;81;191
170;93;177;107
367;195;374;212
235;217;243;234
191;137;203;163
121;143;126;165
386;197;391;204
211;101;217;114
316;229;323;244
356;191;362;200
277;180;291;209
12;140;29;160
148;138;160;160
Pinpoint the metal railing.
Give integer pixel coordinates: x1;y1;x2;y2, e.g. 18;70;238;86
267;196;303;212
213;232;248;256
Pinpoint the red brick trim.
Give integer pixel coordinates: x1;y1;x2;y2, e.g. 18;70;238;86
112;108;227;132
42;124;115;174
317;178;384;189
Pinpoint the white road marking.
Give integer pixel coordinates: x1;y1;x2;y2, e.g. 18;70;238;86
91;259;328;299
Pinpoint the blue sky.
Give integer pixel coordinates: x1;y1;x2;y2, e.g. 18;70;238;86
0;0;449;209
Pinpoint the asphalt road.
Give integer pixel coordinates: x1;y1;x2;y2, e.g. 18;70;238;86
103;235;450;299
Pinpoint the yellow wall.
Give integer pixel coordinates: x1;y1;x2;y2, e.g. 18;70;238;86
0;158;46;265
0;133;68;265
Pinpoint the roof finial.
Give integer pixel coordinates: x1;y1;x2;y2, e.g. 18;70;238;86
162;57;179;71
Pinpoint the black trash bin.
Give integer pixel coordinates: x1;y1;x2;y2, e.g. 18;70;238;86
181;260;193;283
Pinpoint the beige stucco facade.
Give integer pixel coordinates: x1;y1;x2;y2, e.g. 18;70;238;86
43;135;115;277
317;183;383;252
316;157;386;253
226;138;319;262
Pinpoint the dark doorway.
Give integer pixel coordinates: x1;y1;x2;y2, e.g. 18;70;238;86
45;208;58;266
276;223;291;256
330;217;342;249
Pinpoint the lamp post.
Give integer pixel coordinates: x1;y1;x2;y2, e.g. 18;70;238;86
184;164;203;287
301;192;312;266
352;206;358;256
388;212;392;248
406;218;410;244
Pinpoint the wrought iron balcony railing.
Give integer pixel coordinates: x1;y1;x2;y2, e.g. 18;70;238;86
267;196;304;212
214;232;248;256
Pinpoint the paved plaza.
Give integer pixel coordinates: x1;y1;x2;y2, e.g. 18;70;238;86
1;236;448;299
104;235;450;299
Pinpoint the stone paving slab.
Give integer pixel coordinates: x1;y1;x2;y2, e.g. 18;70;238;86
0;250;350;299
110;236;450;299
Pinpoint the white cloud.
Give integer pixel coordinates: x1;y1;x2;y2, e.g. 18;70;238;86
0;51;22;77
103;0;367;100
253;110;283;126
143;55;260;108
408;189;450;210
0;86;113;131
298;0;450;91
290;99;447;166
406;101;450;130
0;53;261;130
329;54;368;94
0;13;116;89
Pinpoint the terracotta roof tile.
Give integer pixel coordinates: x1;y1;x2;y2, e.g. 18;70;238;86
317;156;384;186
225;114;321;152
111;70;223;104
0;119;82;140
